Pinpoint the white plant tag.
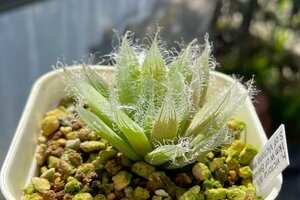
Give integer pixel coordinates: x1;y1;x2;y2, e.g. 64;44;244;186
252;124;289;195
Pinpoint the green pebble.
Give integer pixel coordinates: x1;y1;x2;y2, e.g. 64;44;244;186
80;141;106;152
23;183;35;195
206;152;215;161
226;150;240;170
239;144;258;165
31;177;50;193
47;156;60;169
77;163;94;174
66;131;78;140
226;188;247;200
204;188;227;200
229;140;245;153
64;179;82;193
192;163;211;181
23;193;43;200
133;186;150;200
238;166;253;179
131;161;156;179
212;180;222;189
209;158;224;172
179;185;203;200
112;170;132;191
60;126;72;135
41;115;59;136
202;179;213;190
214;166;228;184
98;147;117;164
72;193;93;200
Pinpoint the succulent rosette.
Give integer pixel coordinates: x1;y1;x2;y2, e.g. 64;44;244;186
63;32;252;169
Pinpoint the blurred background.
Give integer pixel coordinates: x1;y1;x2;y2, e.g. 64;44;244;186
0;0;299;199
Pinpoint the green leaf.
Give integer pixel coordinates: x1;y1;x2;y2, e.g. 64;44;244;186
141;38;167;83
82;63;110;98
144;144;188;165
78;108;141;161
187;82;248;147
190;71;202;110
64;69;114;127
185;128;233;165
167;71;192;135
67;68;152;157
163;129;232;169
133;77;157;137
186;86;229;138
151;94;179;143
115;32;141;106
69;75;152;157
197;37;211;107
168;41;195;84
115;110;153;156
190;39;211;110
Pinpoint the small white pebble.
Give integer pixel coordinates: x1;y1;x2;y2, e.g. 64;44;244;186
155;189;169;197
65;138;81;150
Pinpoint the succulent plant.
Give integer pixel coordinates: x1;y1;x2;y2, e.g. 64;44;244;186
63;31;251;169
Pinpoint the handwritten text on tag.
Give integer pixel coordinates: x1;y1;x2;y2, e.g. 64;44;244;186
252;124;289;194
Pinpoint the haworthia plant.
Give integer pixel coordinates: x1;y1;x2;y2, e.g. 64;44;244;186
63;31;251;169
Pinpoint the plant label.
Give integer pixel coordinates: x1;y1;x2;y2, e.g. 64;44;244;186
252;124;289;196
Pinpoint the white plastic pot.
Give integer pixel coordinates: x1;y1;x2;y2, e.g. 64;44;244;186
0;66;282;200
